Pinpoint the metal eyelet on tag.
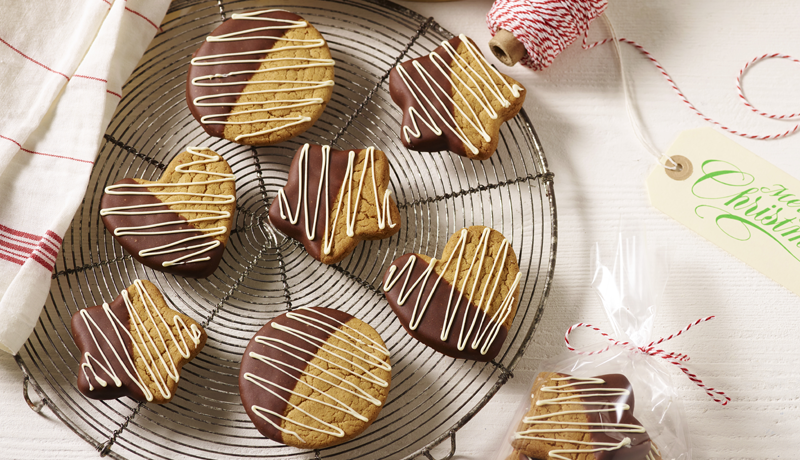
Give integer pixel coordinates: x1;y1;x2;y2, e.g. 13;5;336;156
664;155;693;181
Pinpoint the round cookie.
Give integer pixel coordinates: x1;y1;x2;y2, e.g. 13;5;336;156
186;9;335;145
239;307;391;448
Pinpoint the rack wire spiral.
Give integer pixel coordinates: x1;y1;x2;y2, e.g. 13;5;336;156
15;0;557;458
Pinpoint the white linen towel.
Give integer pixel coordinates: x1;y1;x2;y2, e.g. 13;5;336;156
0;0;170;354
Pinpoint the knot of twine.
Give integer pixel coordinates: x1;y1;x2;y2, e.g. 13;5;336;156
487;0;607;71
564;316;730;405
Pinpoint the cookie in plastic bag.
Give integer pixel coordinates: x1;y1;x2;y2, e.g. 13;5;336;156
495;232;729;460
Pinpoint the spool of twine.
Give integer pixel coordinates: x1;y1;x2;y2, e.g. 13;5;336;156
486;0;800;142
487;0;608;69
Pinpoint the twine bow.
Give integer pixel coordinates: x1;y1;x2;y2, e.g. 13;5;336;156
564;316;730;405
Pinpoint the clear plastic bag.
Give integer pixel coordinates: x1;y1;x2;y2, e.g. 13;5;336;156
494;231;725;460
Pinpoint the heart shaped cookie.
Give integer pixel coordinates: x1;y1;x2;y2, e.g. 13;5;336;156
100;147;236;278
71;279;207;404
382;226;520;361
268;144;401;264
389;34;525;160
511;373;661;460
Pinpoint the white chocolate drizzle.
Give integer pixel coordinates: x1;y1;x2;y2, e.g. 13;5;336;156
100;147;236;268
78;279;204;402
395;34;523;155
383;227;520;355
513;376;649;460
243;308;390;444
190;9;335;141
275;144;398;256
646;443;661;460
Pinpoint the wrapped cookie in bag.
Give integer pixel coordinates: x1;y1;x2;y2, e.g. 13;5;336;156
495;233;729;460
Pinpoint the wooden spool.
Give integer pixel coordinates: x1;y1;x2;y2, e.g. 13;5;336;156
489;28;527;67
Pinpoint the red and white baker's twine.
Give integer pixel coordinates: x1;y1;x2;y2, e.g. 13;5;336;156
487;0;800;140
737;53;800;122
487;0;609;71
564;316;730;405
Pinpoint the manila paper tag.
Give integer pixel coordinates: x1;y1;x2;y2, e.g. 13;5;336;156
647;128;800;297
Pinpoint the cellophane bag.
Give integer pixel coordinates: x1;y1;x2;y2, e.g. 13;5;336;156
494;232;705;460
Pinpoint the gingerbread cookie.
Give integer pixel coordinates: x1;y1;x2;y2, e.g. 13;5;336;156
187;9;335;145
100;147;236;278
71;279;207;404
389;34;525;160
512;372;661;460
239;307;391;449
382;226;520;361
268;144;401;264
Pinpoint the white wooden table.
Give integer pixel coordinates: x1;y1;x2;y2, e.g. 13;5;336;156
2;0;800;458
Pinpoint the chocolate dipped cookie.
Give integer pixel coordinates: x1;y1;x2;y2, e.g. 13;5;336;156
382;226;520;361
268;144;401;264
389;34;525;160
71;279;207;404
100;147;236;278
187;9;335;145
512;372;662;460
239;307;391;449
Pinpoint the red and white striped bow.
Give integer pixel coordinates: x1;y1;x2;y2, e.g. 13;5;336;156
565;316;730;405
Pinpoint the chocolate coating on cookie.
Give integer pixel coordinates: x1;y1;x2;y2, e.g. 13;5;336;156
382;226;520;362
101;179;225;278
186;10;334;145
187;10;302;138
579;374;652;460
268;144;400;264
71;280;206;404
389;34;525;160
268;144;349;261
239;307;391;448
100;147;236;278
389;37;461;154
72;291;145;401
384;254;506;361
513;373;658;460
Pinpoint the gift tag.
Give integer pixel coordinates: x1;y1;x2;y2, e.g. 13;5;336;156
648;128;800;297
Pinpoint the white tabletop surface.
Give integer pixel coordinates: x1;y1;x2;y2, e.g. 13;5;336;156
2;0;800;458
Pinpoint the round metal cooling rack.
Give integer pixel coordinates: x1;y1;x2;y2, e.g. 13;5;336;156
16;0;556;459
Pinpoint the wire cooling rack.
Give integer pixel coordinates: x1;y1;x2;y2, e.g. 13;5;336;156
15;0;556;458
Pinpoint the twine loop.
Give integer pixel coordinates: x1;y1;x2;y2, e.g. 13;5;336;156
564;316;730;405
736;53;800;124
